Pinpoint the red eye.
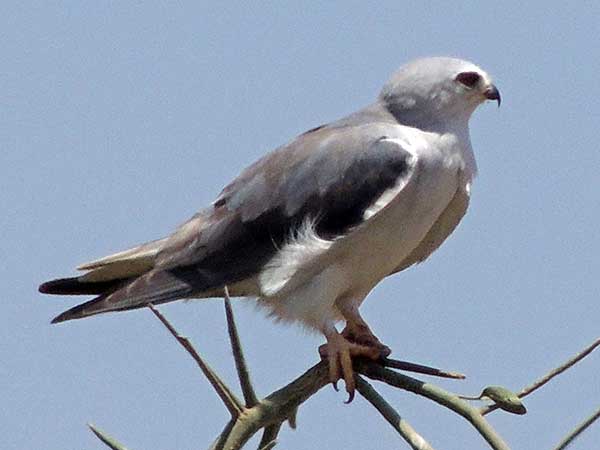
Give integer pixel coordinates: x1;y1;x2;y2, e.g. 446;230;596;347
455;71;481;88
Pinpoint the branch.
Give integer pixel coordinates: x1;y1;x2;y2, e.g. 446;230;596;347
357;362;510;450
481;337;600;415
148;302;329;450
218;362;330;450
355;375;435;450
553;406;600;450
223;287;259;407
150;303;511;449
148;304;243;418
257;422;282;450
209;420;236;450
257;440;277;450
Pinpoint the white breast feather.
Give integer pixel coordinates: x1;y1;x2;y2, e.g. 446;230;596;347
259;220;333;296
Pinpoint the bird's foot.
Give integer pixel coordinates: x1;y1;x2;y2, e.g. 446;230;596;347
341;325;392;358
318;332;386;403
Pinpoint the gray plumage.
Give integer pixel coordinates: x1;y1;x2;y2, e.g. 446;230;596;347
40;57;500;332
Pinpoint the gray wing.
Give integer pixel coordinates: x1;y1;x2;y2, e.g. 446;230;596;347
45;123;414;322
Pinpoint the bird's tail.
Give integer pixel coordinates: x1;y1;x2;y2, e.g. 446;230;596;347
39;237;177;323
39;275;136;323
39;276;127;296
43;268;195;323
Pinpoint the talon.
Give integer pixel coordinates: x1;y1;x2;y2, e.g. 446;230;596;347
345;389;355;404
320;330;387;402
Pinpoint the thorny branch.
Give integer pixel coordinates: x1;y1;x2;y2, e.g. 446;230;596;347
148;295;512;450
88;298;599;450
148;303;243;418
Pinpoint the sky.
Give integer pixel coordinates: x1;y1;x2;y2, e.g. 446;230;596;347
2;2;599;449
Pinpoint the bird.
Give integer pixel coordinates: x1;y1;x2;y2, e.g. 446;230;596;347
40;57;500;400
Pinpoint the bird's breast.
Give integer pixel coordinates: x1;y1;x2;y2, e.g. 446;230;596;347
333;152;465;297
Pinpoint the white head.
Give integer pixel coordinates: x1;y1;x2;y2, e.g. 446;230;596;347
380;57;500;129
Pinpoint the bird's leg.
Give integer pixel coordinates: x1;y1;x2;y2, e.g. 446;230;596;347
339;303;391;357
318;326;381;402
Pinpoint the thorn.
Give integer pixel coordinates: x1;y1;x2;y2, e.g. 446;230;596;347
287;408;298;429
148;303;243;418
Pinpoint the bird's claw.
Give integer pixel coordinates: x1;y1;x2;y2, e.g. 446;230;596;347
319;332;386;403
344;389;355;404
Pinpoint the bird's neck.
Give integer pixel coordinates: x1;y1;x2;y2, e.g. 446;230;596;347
383;98;476;133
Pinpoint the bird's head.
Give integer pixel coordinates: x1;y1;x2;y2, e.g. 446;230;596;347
380;57;500;129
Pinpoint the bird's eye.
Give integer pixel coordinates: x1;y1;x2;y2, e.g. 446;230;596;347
455;71;481;88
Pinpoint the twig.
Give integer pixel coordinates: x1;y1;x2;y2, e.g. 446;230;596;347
149;303;511;449
257;422;282;450
481;337;600;415
553;406;600;450
208;420;236;450
258;440;277;450
223;287;259;407
355;376;435;450
217;362;331;450
88;423;130;450
148;303;243;418
382;358;465;380
357;362;510;450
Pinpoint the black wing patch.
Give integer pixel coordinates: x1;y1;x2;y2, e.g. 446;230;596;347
164;132;412;290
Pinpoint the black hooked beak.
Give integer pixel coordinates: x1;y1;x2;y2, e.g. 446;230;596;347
484;84;501;107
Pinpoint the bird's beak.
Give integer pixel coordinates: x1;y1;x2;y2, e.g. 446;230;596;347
484;84;501;107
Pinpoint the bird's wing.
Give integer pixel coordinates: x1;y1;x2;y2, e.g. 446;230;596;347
155;123;417;282
47;122;418;322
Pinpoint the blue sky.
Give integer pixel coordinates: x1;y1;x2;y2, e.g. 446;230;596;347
2;2;599;449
